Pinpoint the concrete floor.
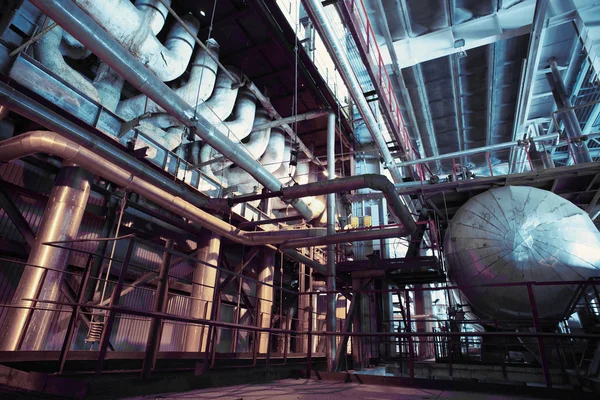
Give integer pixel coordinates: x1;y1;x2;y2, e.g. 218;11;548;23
122;379;540;400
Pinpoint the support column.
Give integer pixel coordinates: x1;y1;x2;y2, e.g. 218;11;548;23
546;58;592;164
141;239;173;378
326;111;337;371
0;165;91;351
257;249;275;353
297;248;311;353
184;230;221;352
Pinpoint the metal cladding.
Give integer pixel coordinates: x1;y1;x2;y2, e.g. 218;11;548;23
444;186;600;323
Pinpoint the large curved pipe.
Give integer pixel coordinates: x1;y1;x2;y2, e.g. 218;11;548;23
73;0;199;82
117;40;220;121
281;174;417;235
134;0;170;35
33;19;100;102
31;0;314;220
0;131;325;246
209;107;271;174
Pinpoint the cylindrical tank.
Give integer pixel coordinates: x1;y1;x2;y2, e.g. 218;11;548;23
444;186;600;325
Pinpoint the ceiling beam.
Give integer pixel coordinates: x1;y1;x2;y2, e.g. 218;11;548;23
379;0;535;68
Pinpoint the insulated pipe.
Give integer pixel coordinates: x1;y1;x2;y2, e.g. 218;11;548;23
135;0;170;35
72;0;199;82
281;174;417;236
93;62;125;112
210;108;271;173
0;165;91;350
396;133;561;168
0;131;325;246
301;0;403;183
28;0;314;220
250;109;330;133
184;230;220;352
117;40;220;121
546;58;592;164
326;111;337;372
33;19;100;102
280;225;411;250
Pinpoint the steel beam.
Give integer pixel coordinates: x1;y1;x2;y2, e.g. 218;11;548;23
0;186;35;248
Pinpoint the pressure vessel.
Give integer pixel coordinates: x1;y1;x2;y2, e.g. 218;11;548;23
444;186;600;324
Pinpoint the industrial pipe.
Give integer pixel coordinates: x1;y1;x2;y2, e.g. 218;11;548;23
395;133;561;168
73;0;199;82
0;130;325;246
301;0;403;183
280;225;410;250
546;58;592;164
117;39;220;122
250;109;330;133
31;0;314;220
0;165;91;351
326;111;337;372
281;174;417;235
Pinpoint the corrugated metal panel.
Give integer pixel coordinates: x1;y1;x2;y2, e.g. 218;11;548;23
0;257;25;328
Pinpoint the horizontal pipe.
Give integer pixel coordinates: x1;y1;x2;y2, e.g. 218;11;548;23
250;110;330;132
238;215;304;229
0;130;325;246
281;174;417;235
397;134;561;168
31;0;314;220
280;226;409;249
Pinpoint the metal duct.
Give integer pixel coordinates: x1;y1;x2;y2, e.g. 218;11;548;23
0;165;91;351
28;0;314;220
73;0;199;82
444;186;600;324
281;174;417;236
93;62;125;112
33;19;100;102
0;130;325;245
117;40;220;122
301;0;403;183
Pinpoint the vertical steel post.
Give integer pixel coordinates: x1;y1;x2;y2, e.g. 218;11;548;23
326;111;337;372
547;58;591;164
0;165;92;351
527;284;552;387
405;290;414;383
58;253;94;374
257;249;275;353
141;239;173;379
306;304;313;378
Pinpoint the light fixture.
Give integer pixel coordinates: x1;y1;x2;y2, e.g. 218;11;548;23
200;10;206;17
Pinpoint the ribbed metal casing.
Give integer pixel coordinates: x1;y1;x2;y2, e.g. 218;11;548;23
444;186;600;323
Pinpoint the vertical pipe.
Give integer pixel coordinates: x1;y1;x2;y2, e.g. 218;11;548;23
326;112;337;371
0;165;91;351
257;249;275;353
547;58;591;164
141;239;173;379
405;290;414;383
184;231;221;352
